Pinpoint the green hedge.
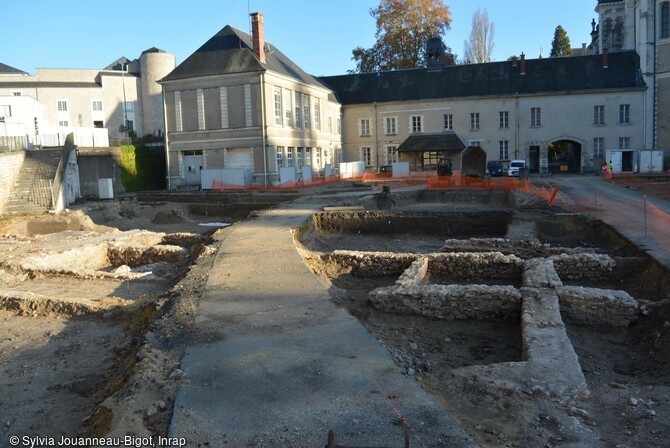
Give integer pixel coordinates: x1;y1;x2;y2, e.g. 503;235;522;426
119;145;166;191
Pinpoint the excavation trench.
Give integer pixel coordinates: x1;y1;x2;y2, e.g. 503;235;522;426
296;199;670;448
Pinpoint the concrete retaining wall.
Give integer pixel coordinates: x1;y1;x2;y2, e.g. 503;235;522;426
0;150;25;215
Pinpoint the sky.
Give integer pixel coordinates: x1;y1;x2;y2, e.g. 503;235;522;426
4;1;600;77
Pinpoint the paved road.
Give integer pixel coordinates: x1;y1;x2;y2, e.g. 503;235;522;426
168;197;476;447
542;174;670;268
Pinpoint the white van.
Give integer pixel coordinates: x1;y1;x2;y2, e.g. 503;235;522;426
508;159;526;177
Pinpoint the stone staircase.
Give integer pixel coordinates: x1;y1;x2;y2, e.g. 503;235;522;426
6;149;63;215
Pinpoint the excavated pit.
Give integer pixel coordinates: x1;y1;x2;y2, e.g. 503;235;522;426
296;192;670;448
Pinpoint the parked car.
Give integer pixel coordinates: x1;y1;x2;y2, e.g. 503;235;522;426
486;160;508;177
508;159;527;177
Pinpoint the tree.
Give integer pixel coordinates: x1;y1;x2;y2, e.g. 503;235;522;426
550;25;572;57
463;8;495;64
351;0;453;73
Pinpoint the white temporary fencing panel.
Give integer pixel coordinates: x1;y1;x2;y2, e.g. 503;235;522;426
98;178;114;199
339;161;366;179
392;162;410;177
302;165;313;183
639;150;664;173
201;168;252;189
280;166;296;185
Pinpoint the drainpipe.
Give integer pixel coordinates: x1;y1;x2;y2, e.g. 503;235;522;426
515;97;520;160
374;102;379;171
260;72;268;187
653;0;657;150
162;84;171;191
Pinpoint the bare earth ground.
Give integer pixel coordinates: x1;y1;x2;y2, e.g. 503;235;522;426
607;174;670;200
0;179;669;447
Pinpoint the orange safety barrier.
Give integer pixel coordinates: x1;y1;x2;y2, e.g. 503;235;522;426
211;175;340;191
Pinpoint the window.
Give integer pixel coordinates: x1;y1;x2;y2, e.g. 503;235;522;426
619;104;630;124
499;140;509;160
313;99;321;131
58;120;69;127
124;101;134;112
328;116;333;134
11;91;21;96
93;120;104;128
422;151;440;169
361;147;372;166
470;113;480;130
126;120;134;132
385;146;397;164
337;117;342;134
593;138;605;160
662;1;670;38
273;87;282;126
0;105;11;117
499;111;509;129
315;148;322;169
284;89;292;127
303;96;310;129
411;115;423;133
276;147;284;169
360;118;371;136
57;100;68;111
385;117;397;135
294;92;302;128
443;114;453;131
594;105;605;125
297;147;303;167
305;147;311;166
619;137;630;149
287;147;294;167
470;140;481;147
92;100;103;112
531;107;541;127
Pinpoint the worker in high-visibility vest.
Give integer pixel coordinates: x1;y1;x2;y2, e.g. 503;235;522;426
609;161;614;173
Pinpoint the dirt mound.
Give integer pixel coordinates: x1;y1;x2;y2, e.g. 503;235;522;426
152;210;184;224
1;210;115;236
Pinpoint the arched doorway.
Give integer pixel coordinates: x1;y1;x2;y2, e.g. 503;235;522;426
548;140;582;174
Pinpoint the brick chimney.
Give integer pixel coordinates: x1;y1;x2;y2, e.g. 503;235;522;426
520;52;526;75
250;12;265;62
603;47;608;68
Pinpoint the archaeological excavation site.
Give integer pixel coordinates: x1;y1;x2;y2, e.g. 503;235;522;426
296;188;670;447
1;184;669;447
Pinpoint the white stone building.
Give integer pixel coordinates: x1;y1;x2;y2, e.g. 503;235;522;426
160;13;342;188
0;49;175;146
322;51;646;174
593;0;670;157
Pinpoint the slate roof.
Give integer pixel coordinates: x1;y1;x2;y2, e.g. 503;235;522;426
0;63;28;76
162;25;327;92
320;51;645;106
397;132;466;152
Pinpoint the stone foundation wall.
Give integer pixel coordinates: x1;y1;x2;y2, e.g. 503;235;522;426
427;252;524;281
550;253;615;280
328;251;417;277
369;284;522;321
557;286;638;327
442;238;604;259
396;258;429;287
